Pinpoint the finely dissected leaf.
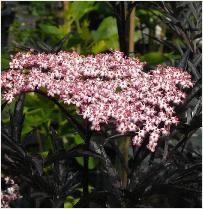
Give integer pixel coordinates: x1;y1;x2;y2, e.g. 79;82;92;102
185;108;192;125
178;49;190;68
74;190;119;208
90;141;123;205
12;94;25;141
2;131;26;157
192;99;202;118
180;80;201;110
188;61;201;80
50;122;64;151
45;144;104;165
29;154;44;176
193;54;202;67
22;128;46;148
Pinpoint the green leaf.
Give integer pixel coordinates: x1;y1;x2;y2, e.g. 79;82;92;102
64;201;73;208
39;24;65;39
92;40;107;54
21;126;33;136
64;196;80;208
75;156;97;170
134;31;142;42
140;52;164;65
74;134;84;145
70;2;96;21
91;16;119;53
92;16;118;41
1;53;10;70
22;108;48;136
40;151;48;158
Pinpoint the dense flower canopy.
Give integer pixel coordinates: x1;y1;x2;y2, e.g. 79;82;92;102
1;51;193;152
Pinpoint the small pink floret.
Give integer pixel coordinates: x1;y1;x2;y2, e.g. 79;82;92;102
1;51;194;152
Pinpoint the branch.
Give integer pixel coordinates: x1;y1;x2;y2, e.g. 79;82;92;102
35;90;87;140
142;32;178;51
103;133;132;145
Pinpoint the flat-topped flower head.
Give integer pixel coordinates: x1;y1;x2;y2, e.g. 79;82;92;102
1;50;194;152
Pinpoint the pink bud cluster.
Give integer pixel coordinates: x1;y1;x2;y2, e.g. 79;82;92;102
1;176;21;208
1;51;193;152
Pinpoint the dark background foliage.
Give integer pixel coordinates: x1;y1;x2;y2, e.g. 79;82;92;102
1;1;202;208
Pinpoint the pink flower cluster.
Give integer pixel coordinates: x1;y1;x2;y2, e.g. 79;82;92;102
1;176;21;208
1;51;193;152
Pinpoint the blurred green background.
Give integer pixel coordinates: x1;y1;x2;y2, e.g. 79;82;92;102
2;1;182;69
